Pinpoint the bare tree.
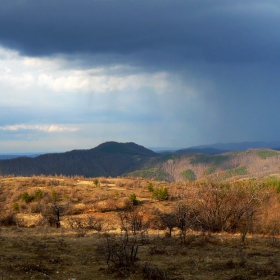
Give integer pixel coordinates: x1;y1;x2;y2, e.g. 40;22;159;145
175;203;196;243
118;211;149;235
39;190;68;228
97;212;149;272
40;201;66;228
159;212;177;237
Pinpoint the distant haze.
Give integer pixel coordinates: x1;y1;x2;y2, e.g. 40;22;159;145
0;1;280;152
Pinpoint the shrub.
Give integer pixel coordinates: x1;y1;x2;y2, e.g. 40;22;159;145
68;215;103;237
29;202;41;213
147;183;169;201
122;198;133;211
147;183;154;192
0;212;17;226
262;177;280;193
51;190;59;202
152;187;169;201
13;202;20;213
34;188;43;201
142;263;171;280
129;193;138;205
193;182;261;234
114;191;120;198
21;192;33;203
118;211;149;235
104;199;117;211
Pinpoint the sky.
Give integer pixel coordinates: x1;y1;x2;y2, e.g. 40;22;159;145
0;0;280;153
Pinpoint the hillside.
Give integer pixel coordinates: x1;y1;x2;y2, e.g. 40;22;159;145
0;142;158;177
1;142;280;181
127;148;280;182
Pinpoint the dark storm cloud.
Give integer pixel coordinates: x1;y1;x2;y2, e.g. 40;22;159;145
1;0;280;66
1;0;280;152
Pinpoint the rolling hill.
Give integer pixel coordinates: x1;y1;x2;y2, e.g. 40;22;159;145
0;142;158;177
126;148;280;181
1;141;280;181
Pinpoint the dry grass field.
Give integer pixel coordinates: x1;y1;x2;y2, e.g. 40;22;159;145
0;175;280;279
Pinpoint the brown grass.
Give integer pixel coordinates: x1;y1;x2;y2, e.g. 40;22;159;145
0;227;280;279
0;175;280;279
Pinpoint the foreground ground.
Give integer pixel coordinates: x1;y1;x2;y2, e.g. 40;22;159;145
0;176;280;279
0;227;280;279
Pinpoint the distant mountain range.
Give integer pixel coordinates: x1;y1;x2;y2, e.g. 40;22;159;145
188;141;280;152
1;141;280;181
155;141;280;155
0;154;40;160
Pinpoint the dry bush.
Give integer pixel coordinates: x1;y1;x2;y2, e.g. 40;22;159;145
98;231;148;273
68;215;103;237
115;180;125;188
65;204;85;215
30;177;46;186
46;179;61;187
97;212;149;275
124;179;137;189
253;192;280;238
40;201;68;228
92;198;118;212
116;198;133;211
118;211;150;235
99;177;111;185
193;181;263;235
29;202;41;213
103;198;118;212
142;262;171;280
82;195;98;205
0;212;17;226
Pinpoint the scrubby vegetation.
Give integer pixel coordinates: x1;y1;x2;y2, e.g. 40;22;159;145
181;169;196;181
257;149;280;159
126;167;170;181
204;164;219;175
224;166;248;178
190;154;229;165
0;175;280;279
147;183;169;200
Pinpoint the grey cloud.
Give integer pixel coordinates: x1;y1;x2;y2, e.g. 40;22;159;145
0;0;280;66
